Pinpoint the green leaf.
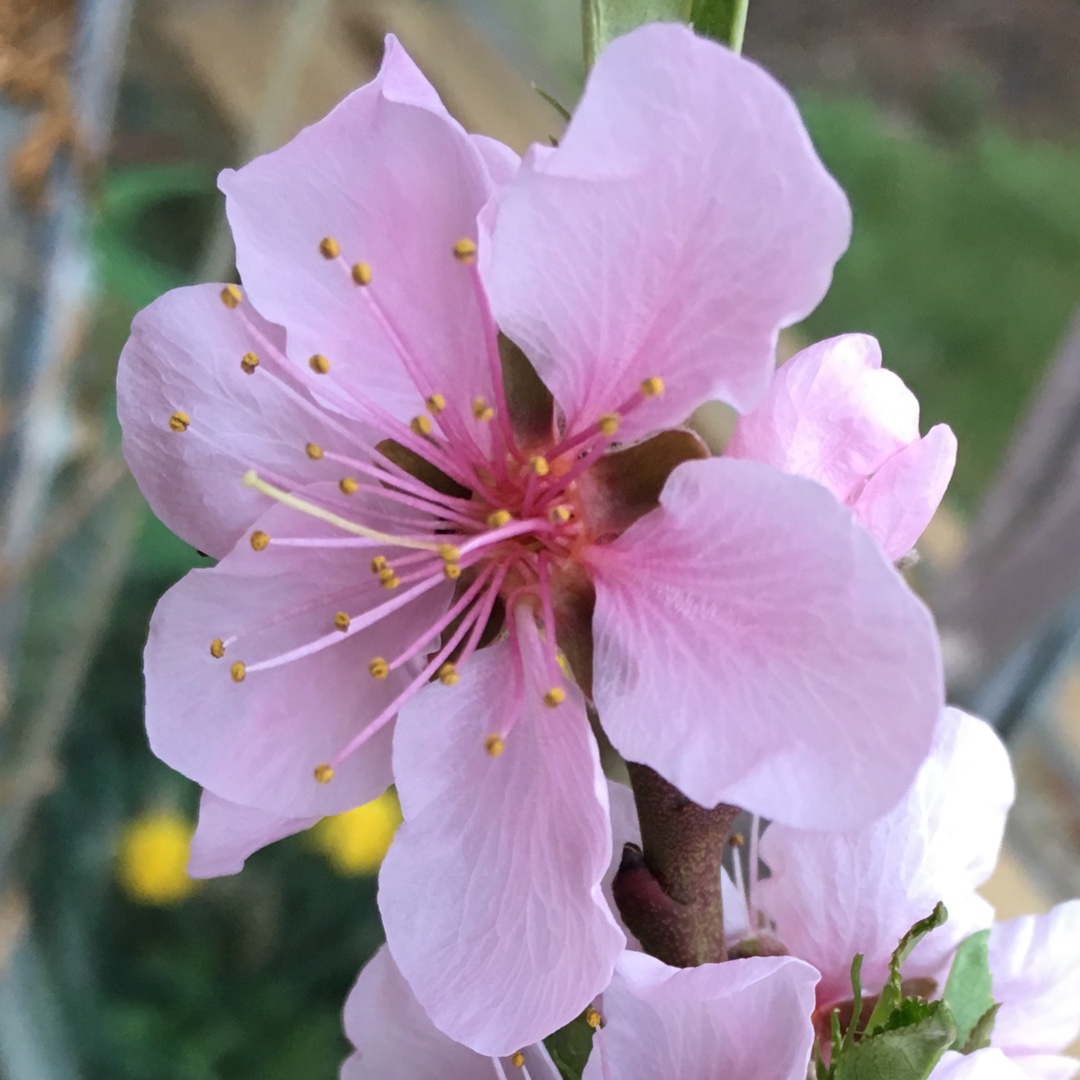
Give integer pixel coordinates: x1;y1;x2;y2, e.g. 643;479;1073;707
844;954;864;1052
689;0;748;52
960;1004;1000;1055
834;1001;959;1080
865;903;949;1034
943;929;996;1050
544;1012;596;1080
581;0;692;68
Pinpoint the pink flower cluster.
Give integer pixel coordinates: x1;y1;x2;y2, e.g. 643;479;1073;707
115;18;1075;1080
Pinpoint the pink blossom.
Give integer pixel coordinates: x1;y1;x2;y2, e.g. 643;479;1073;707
119;26;943;1052
728;333;957;561
934;1051;1037;1080
581;949;819;1080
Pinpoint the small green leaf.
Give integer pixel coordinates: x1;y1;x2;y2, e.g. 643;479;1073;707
943;930;995;1050
581;0;692;68
844;954;864;1052
544;1012;596;1080
960;1004;1001;1054
865;903;948;1034
532;84;572;122
834;1001;958;1080
689;0;748;52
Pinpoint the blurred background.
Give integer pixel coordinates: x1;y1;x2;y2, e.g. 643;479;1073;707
1;0;1079;1076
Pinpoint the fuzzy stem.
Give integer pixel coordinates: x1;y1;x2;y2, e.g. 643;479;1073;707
613;762;738;968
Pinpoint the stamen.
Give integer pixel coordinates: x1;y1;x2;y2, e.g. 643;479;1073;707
598;414;619;437
351;262;373;286
443;562;461;580
240;351;259;374
249;530;270;551
210;638;225;659
314;763;335;784
168;411;190;433
730;833;745;848
438;662;459;686
410;415;434;437
220;284;242;308
472;396;495;423
426;393;446;414
544;687;566;707
586;1008;603;1029
511;1053;525;1069
490;1058;509;1080
369;657;389;680
549;505;571;524
340;476;359;495
319;237;341;259
306;442;324;460
242;471;447;552
230;661;246;683
487;509;512;529
529;456;550;477
377;566;397;584
439;543;461;562
484;734;505;757
453;237;477;263
334;611;351;632
382;574;401;590
640;375;665;397
371;555;387;572
309;354;331;375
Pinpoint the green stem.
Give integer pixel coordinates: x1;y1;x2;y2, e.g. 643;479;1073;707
691;0;749;53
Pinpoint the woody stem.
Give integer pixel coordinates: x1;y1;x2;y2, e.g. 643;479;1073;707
613;762;738;968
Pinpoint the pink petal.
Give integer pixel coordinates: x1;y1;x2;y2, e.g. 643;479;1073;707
854;424;958;561
933;1050;1042;1080
379;609;623;1056
220;35;505;434
727;334;920;503
586;457;943;829
117;283;367;558
581;951;819;1080
989;901;1080;1061
484;23;850;442
145;485;452;818
188;789;317;878
758;708;1013;1004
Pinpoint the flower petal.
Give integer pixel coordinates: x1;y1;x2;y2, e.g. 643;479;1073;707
581;951;819;1080
587;457;943;828
758;708;1013;1004
933;1050;1042;1080
853;424;958;561
117;283;365;558
145;485;452;818
989;901;1080;1061
380;609;623;1056
188;789;317;878
220;34;505;433
485;23;851;441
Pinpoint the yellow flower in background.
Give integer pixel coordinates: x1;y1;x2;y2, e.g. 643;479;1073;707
115;810;197;906
310;791;401;877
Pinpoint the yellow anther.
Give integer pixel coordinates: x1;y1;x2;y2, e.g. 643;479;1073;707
485;735;505;757
340;476;359;495
548;504;572;524
599;413;620;437
438;544;460;562
377;566;396;583
426;393;446;414
168;410;190;433
230;661;246;683
730;833;746;848
210;638;225;659
472;396;495;422
250;530;270;551
314;763;335;784
487;509;512;529
410;414;434;437
334;611;351;632
240;351;259;374
556;652;569;674
382;574;401;590
309;354;331;375
443;562;461;580
453;237;478;264
370;555;388;573
544;687;567;708
529;456;550;477
319;236;341;259
351;262;373;286
306;442;324;460
438;662;459;686
220;284;242;308
511;1052;526;1069
369;657;390;680
640;375;665;397
586;1008;603;1030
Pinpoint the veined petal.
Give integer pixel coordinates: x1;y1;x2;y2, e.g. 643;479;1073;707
188;789;318;878
380;609;623;1056
221;35;507;433
581;951;819;1080
485;23;850;442
145;485;452;818
587;457;942;829
117;283;365;558
758;709;1013;1004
